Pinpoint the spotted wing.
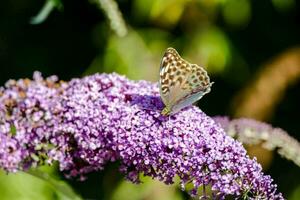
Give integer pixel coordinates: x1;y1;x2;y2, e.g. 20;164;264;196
159;48;192;107
170;64;213;114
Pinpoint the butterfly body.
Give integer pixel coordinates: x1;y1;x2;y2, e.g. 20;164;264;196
159;47;213;116
161;105;172;116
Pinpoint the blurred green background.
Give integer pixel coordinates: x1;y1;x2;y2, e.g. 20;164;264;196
0;0;300;199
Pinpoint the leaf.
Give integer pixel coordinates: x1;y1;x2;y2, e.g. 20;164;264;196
9;124;16;136
111;176;183;200
26;169;82;200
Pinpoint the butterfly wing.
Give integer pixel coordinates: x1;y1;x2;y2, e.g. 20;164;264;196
159;48;192;108
159;48;213;115
171;64;213;114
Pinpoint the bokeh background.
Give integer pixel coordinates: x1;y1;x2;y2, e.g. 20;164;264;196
0;0;299;199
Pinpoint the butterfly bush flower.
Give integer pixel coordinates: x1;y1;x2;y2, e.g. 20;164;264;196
213;116;300;167
0;73;66;171
0;72;284;199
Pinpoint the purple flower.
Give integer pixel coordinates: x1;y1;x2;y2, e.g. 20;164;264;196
0;134;24;172
214;116;300;167
0;72;284;199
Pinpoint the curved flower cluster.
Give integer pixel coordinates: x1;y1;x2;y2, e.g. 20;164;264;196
213;116;300;167
0;72;283;199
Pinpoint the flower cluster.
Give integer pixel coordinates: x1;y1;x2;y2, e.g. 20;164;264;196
0;72;284;199
213;116;300;167
0;73;65;172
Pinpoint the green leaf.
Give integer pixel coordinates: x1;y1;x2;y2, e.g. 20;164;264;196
111;176;183;200
9;124;16;136
26;169;82;200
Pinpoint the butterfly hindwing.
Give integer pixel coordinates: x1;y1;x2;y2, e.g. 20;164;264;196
170;64;212;114
188;64;211;91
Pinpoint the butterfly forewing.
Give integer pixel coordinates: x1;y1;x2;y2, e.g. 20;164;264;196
159;48;191;106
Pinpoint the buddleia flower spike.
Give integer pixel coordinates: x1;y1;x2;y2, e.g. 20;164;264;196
159;47;213;116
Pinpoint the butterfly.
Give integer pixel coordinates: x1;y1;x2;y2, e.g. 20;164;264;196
159;47;213;116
